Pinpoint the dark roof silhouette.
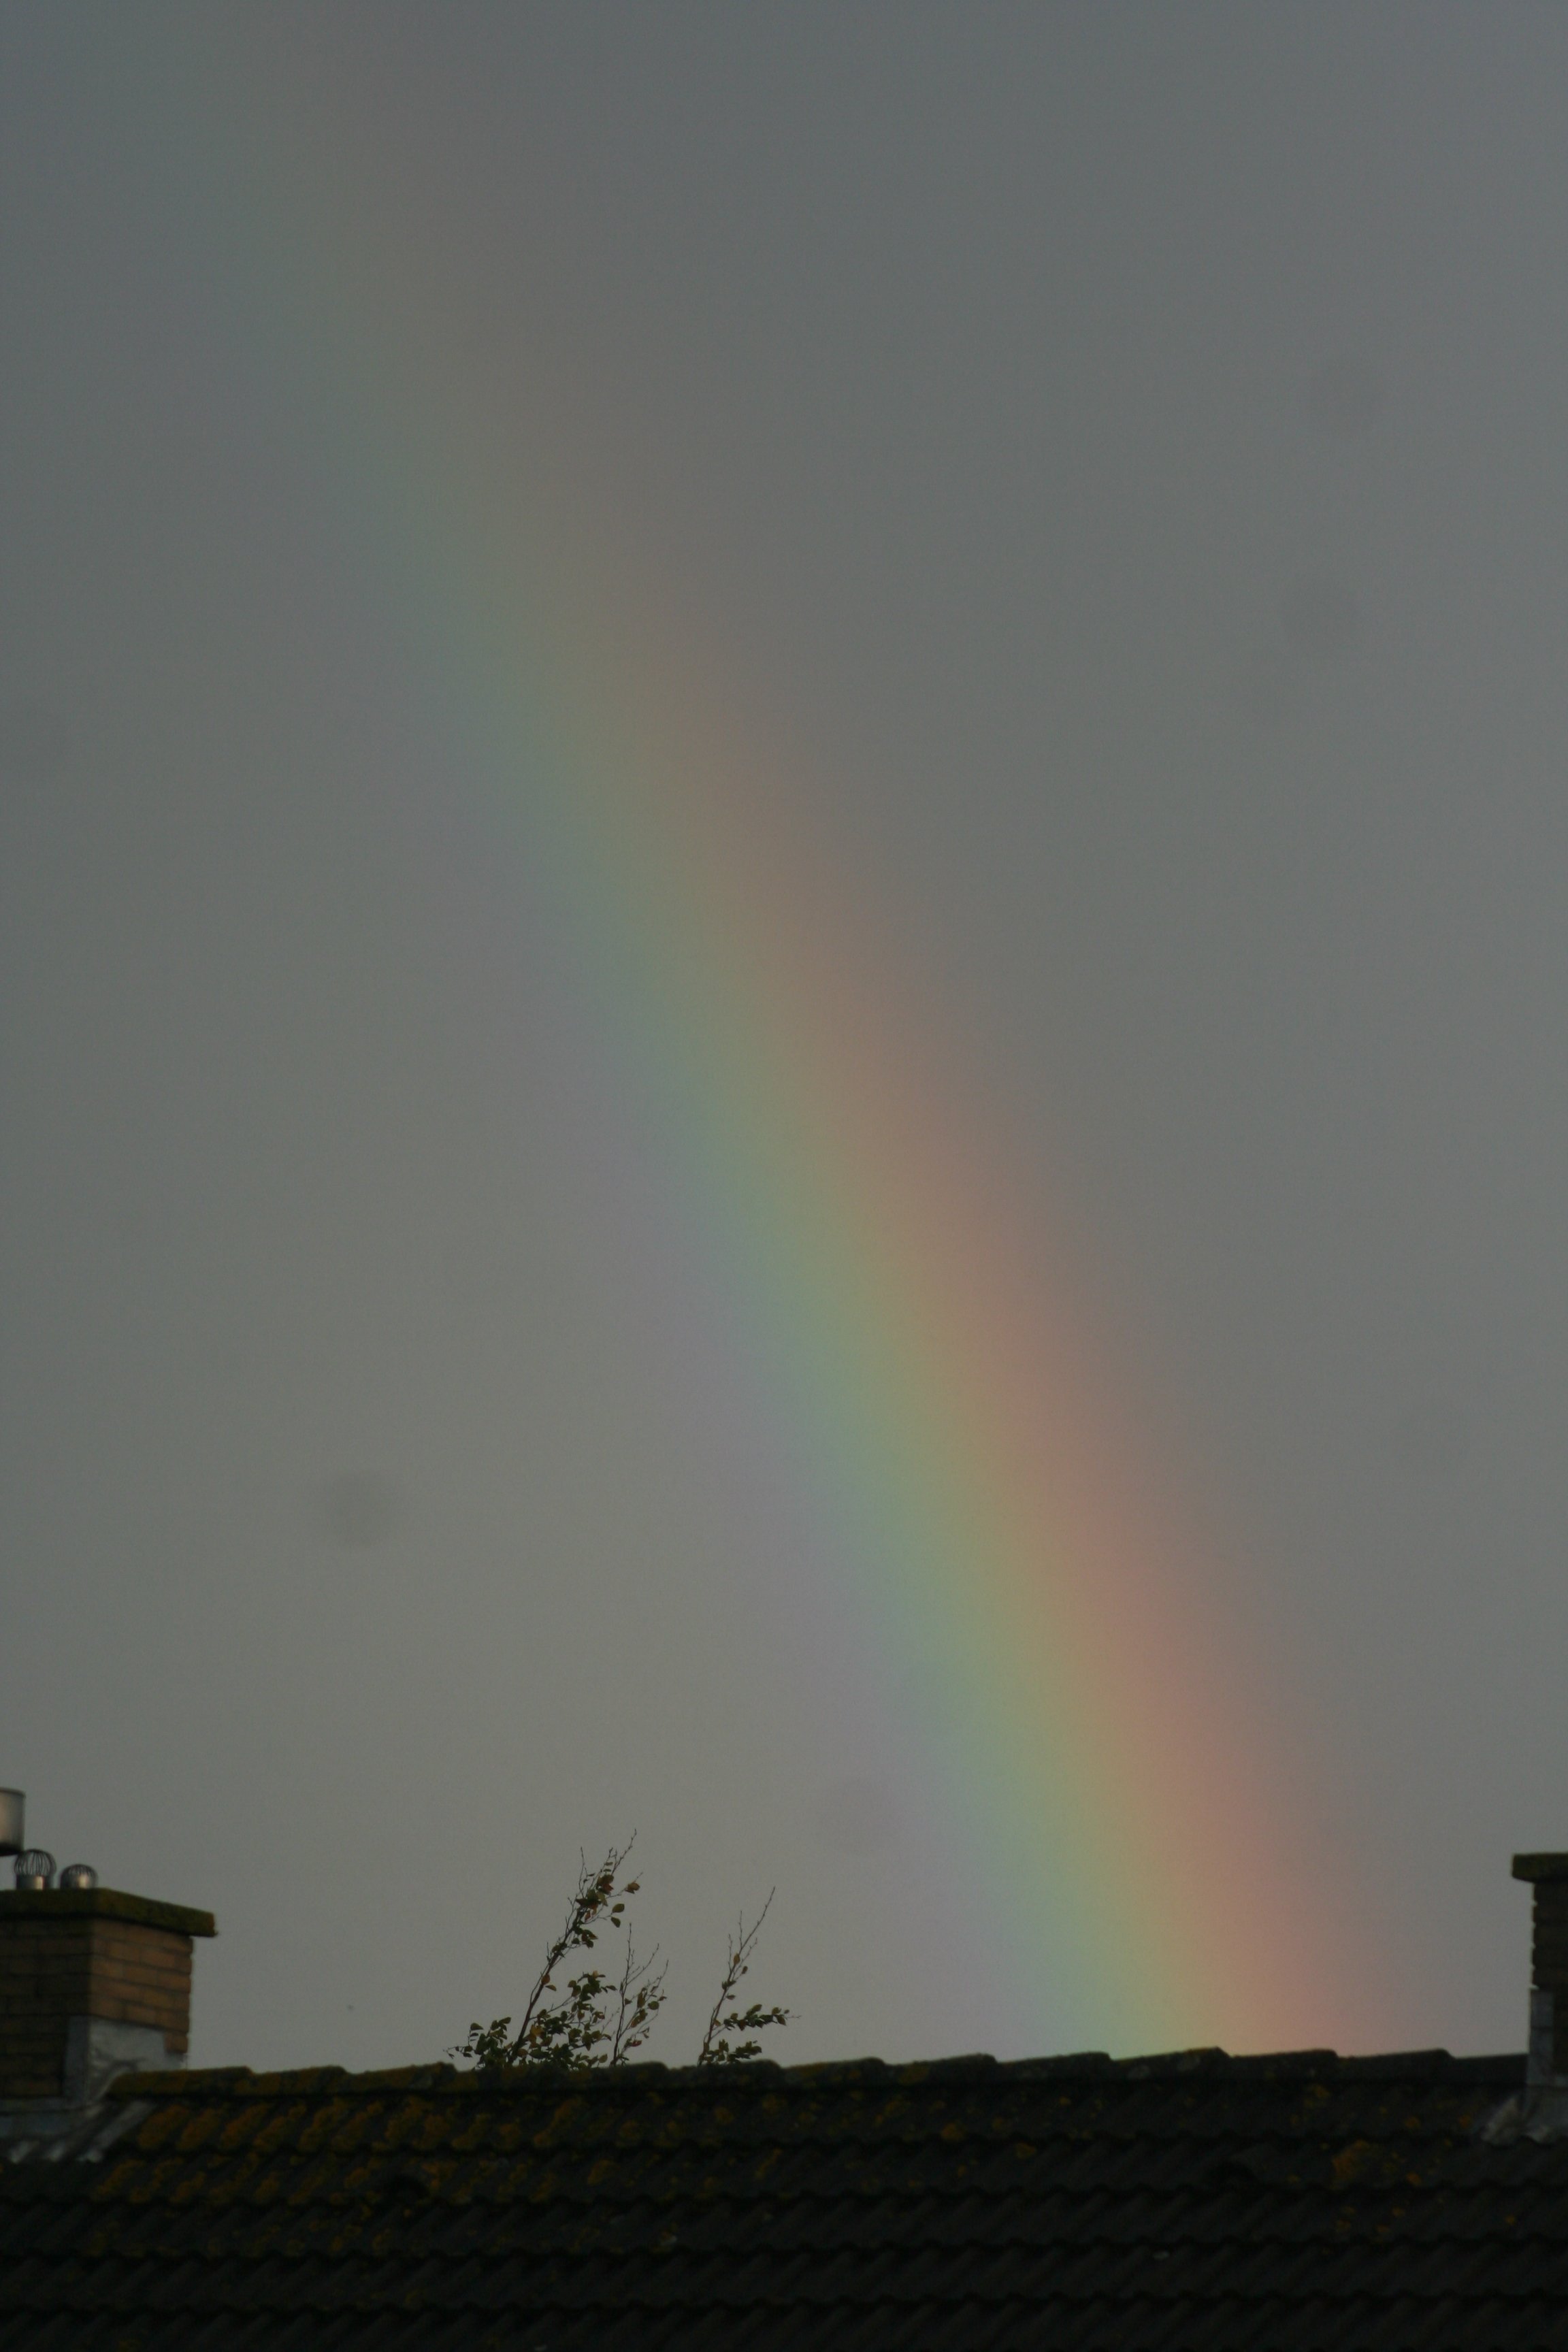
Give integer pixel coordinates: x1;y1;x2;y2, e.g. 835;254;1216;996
3;2043;1567;2348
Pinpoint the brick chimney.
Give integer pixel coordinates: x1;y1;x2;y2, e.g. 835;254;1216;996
1512;1853;1568;2086
0;1885;217;2106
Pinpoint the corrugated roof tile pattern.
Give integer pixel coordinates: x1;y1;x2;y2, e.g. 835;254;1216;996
1;2048;1564;2347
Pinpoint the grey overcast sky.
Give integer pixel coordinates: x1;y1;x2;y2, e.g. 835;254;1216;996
4;1;1568;2072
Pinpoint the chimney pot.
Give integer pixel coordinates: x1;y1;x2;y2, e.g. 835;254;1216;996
0;1791;23;1859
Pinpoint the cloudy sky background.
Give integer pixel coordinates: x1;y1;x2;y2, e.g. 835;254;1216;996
5;1;1568;2070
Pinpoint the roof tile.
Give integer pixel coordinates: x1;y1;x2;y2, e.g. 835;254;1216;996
3;2049;1563;2345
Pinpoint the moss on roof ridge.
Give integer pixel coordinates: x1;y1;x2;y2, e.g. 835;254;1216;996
0;1886;216;1936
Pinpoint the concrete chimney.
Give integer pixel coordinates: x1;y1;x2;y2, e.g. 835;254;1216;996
1512;1853;1568;2086
0;1884;216;2106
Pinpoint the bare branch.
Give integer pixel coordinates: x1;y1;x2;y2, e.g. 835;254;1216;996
608;1933;668;2065
698;1890;793;2066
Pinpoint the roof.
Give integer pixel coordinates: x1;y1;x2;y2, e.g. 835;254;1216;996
2;2045;1565;2349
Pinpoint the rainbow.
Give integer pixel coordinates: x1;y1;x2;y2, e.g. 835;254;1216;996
167;19;1401;2055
